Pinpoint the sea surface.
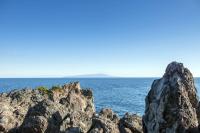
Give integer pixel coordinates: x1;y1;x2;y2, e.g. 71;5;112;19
0;78;200;116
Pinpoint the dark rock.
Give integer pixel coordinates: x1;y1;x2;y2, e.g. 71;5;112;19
143;62;200;133
119;113;143;133
89;108;143;133
99;108;120;123
89;108;120;133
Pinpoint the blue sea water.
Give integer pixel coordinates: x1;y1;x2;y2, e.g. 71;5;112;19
0;78;200;116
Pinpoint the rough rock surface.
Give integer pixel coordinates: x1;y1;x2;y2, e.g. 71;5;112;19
0;82;95;133
0;82;142;133
143;62;200;133
119;113;143;133
89;108;120;133
89;108;143;133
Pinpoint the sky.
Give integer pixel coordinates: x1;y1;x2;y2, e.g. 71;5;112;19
0;0;200;77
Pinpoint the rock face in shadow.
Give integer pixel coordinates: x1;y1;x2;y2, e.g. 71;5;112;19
89;108;120;133
0;82;142;133
119;113;143;133
143;62;200;133
89;108;143;133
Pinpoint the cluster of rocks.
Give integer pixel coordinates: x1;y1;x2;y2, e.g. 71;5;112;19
0;82;95;133
90;108;142;133
0;61;199;133
0;82;142;133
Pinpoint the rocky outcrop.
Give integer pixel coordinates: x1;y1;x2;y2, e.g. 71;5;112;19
143;62;200;133
0;82;142;133
0;82;95;133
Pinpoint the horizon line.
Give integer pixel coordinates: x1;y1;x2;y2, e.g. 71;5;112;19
0;76;161;78
0;76;200;79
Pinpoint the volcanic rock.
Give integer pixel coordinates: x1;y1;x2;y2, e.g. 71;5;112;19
143;62;200;133
0;82;95;133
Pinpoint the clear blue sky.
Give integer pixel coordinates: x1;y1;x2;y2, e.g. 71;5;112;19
0;0;200;77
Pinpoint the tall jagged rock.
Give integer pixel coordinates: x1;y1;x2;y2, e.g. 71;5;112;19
143;62;200;133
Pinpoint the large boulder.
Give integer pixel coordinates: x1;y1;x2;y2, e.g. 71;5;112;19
89;108;143;133
0;82;95;133
89;108;120;133
143;62;200;133
119;113;143;133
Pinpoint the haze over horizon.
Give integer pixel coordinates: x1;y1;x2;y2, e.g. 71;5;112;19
1;0;200;78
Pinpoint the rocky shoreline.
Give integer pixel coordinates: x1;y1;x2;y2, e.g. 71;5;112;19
0;62;199;133
0;82;142;133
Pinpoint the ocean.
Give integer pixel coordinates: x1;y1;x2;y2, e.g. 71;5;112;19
0;78;200;116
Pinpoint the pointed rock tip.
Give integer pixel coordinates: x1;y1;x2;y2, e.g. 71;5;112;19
165;61;185;76
63;81;81;91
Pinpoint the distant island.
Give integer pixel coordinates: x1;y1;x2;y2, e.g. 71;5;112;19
65;73;113;78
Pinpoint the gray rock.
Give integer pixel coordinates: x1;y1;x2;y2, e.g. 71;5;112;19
0;82;95;133
0;82;145;133
89;108;143;133
89;108;120;133
119;113;143;133
143;62;200;133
